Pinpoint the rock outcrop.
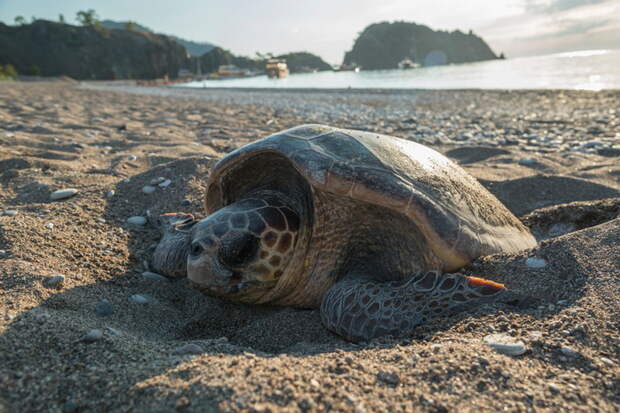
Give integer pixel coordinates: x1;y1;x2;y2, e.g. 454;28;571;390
343;21;498;70
0;20;188;79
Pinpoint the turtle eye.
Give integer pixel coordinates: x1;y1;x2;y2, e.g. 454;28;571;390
189;241;203;257
219;233;259;268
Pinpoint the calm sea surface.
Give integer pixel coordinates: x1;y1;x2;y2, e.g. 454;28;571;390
178;49;620;90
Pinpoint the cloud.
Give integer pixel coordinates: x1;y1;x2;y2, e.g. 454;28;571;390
526;0;609;13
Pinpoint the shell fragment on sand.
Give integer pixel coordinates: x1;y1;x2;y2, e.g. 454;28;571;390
50;188;78;200
484;334;527;356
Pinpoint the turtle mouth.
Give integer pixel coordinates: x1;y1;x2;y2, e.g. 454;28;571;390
188;275;276;298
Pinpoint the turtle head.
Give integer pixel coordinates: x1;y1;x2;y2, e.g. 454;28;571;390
187;195;300;302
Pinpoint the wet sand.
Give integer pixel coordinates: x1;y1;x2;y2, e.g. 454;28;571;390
0;81;619;412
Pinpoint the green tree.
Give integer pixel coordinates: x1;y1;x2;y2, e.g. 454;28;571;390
59;14;65;23
14;16;26;25
75;9;98;26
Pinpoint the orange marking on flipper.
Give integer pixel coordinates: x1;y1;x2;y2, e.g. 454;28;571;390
466;276;505;291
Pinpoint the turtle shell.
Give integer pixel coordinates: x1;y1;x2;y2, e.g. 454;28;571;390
206;125;536;270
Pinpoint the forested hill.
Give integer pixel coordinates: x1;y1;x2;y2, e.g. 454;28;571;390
343;21;499;69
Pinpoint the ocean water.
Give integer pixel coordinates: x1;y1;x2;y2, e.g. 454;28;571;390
178;49;620;90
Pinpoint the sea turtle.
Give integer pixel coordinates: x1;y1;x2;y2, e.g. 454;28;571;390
152;125;537;342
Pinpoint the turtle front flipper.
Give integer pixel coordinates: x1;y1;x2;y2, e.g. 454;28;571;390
320;271;513;342
151;213;198;278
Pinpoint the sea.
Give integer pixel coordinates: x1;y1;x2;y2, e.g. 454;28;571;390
178;49;620;91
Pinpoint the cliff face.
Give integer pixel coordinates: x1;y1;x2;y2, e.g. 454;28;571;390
0;20;188;79
343;21;498;70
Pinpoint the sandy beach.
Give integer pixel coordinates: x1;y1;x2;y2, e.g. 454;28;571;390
0;81;619;412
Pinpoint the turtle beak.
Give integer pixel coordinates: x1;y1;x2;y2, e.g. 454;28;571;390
187;241;236;290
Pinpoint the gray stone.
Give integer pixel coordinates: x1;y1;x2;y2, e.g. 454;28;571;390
518;157;536;166
158;179;172;188
142;271;168;282
1;210;18;217
484;333;527;356
127;155;137;161
130;294;149;304
83;329;103;342
142;185;157;194
526;257;547;269
127;216;147;225
95;299;113;317
150;177;166;185
50;188;78;201
560;346;579;358
44;274;65;289
106;190;115;198
172;343;204;355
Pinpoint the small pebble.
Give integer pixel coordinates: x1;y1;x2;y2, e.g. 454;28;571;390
0;250;8;256
560;346;579;358
526;257;547;269
142;185;157;194
1;209;18;217
484;333;527;356
127;216;147;225
600;357;614;367
45;223;54;229
107;327;122;335
95;299;113;317
130;294;149;304
142;271;168;281
173;343;204;355
377;371;400;386
44;274;65;289
150;177;166;185
159;179;172;188
50;188;78;200
106;190;115;198
127;154;137;161
518;157;536;166
83;329;103;342
548;383;560;393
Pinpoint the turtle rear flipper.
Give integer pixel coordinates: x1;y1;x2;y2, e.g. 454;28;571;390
320;271;517;342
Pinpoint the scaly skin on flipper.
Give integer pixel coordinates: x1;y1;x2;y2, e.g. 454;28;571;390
320;271;506;342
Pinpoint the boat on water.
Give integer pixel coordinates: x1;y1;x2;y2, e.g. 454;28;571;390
339;63;360;72
266;59;289;79
398;58;421;69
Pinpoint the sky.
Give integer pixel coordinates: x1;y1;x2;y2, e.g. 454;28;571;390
1;0;619;64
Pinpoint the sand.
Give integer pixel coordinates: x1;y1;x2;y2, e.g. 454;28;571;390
0;81;619;412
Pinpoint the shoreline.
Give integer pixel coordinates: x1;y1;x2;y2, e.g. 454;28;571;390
0;81;618;412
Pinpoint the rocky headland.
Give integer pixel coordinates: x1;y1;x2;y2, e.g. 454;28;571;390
343;21;499;69
0;20;188;80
